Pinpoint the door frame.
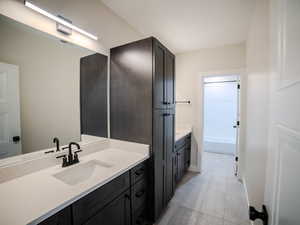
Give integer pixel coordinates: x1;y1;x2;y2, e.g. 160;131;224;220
198;69;246;180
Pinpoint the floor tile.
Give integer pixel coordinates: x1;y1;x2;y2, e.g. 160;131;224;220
156;152;251;225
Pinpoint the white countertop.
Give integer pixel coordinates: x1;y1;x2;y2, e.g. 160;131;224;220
175;128;192;142
0;138;149;225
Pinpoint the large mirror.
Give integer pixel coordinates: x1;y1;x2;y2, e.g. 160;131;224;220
0;14;104;160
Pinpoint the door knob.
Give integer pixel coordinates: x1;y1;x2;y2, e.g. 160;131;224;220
12;136;21;143
249;205;268;225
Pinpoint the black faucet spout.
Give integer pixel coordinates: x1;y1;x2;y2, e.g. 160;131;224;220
57;142;82;167
53;137;60;152
68;142;81;164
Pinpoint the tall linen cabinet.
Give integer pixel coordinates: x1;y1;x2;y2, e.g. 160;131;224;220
110;37;175;222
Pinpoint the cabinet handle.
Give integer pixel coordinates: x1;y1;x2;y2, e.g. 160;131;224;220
135;189;145;198
136;219;143;225
135;168;145;176
125;194;130;199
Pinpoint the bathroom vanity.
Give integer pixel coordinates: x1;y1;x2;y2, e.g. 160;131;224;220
174;130;192;183
0;137;150;225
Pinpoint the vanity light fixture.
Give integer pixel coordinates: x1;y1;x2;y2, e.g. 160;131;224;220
24;1;98;40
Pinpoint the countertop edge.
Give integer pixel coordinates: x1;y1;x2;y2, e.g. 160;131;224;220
175;131;192;142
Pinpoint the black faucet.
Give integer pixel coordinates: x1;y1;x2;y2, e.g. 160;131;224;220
56;142;82;167
53;137;60;152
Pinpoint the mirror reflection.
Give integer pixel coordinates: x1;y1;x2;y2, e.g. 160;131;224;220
0;15;96;159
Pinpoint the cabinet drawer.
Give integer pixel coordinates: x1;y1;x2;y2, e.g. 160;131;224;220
132;207;150;225
131;178;147;212
72;172;130;225
175;133;191;151
38;207;72;225
131;161;147;185
175;138;185;151
84;190;131;225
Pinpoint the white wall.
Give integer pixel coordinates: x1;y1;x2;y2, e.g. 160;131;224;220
0;0;143;55
0;16;93;153
175;43;246;171
244;0;270;219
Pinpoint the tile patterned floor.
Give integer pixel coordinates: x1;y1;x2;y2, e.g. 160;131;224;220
156;152;250;225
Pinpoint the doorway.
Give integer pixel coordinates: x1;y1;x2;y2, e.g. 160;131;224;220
202;75;240;174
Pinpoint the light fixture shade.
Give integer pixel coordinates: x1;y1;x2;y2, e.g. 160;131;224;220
24;1;98;40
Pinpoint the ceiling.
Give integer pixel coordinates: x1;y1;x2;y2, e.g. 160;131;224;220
101;0;255;53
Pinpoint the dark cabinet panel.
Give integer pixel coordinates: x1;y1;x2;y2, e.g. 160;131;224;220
130;161;148;185
164;110;175;204
152;109;175;219
38;207;72;225
84;190;131;225
72;172;130;225
131;178;147;213
80;53;108;137
174;133;192;184
177;148;185;182
165;50;175;108
152;110;165;220
153;41;166;109
110;37;175;223
172;154;178;189
110;38;153;145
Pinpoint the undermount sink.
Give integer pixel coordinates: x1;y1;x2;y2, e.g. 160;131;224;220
53;159;113;186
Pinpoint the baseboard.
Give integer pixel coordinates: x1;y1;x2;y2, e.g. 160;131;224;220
188;165;201;173
242;178;254;225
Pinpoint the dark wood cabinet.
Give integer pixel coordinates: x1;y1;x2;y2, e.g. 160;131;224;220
38;161;149;225
84;190;131;225
174;133;192;184
110;37;175;222
165;50;175;108
176;147;185;182
38;207;72;225
154;41;166;109
72;172;130;225
164;110;175;205
153;40;175;109
80;53;108;138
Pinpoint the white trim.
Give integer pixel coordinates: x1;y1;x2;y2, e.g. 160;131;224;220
188;165;201;173
242;178;254;225
199;69;246;178
204;136;236;144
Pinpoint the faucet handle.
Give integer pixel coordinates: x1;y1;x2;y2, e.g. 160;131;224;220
56;154;66;159
56;154;68;167
74;150;82;163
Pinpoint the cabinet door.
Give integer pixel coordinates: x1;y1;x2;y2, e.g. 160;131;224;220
153;110;165;220
165;51;175;108
164;110;175;204
38;207;72;225
154;41;166;109
80;53;108;137
84;190;131;225
177;148;185;182
172;153;178;188
72;172;130;225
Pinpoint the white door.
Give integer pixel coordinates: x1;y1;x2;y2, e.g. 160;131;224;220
265;0;300;224
0;62;22;159
234;80;240;176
